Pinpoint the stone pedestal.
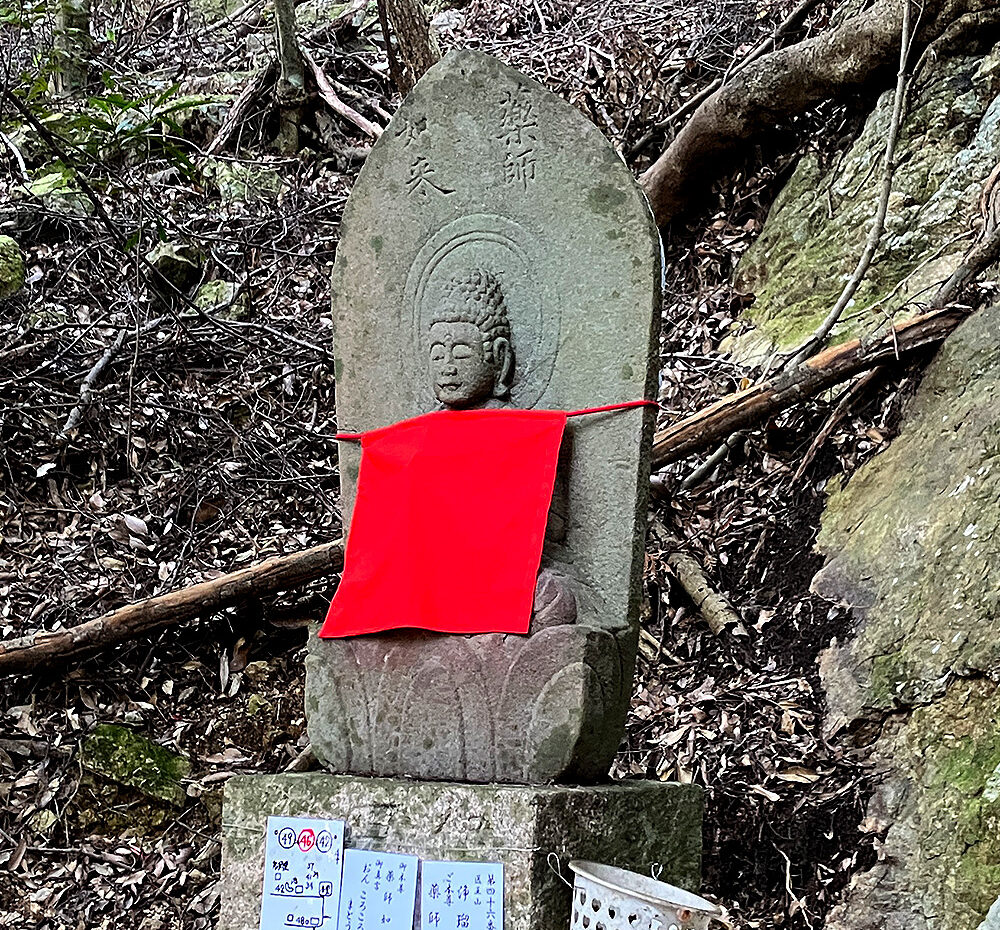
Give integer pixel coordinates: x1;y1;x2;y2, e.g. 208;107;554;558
219;774;703;930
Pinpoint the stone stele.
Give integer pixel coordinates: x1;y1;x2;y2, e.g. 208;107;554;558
218;774;703;930
306;50;661;785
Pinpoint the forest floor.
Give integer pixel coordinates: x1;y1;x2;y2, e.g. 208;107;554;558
0;0;914;927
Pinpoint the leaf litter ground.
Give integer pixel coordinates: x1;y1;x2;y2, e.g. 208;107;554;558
0;1;908;927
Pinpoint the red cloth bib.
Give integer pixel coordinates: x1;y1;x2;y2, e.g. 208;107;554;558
319;408;568;637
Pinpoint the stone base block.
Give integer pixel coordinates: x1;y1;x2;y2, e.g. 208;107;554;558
219;774;703;930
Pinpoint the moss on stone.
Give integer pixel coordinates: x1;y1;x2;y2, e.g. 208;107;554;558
200;157;285;204
895;681;1000;927
0;235;25;300
826;680;1000;930
80;723;190;806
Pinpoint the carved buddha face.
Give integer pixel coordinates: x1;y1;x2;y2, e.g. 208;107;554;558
428;270;514;409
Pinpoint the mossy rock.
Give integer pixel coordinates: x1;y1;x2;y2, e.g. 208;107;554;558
816;303;1000;722
826;680;1000;930
0;236;25;300
729;41;1000;362
199;157;285;204
814;304;1000;928
194;279;250;319
146;240;204;295
80;724;190;806
26;167;94;220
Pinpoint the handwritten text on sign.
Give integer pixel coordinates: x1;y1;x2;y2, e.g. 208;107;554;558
337;848;419;930
260;816;346;929
419;861;504;930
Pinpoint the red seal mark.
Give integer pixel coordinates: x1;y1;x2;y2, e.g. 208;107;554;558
297;829;315;852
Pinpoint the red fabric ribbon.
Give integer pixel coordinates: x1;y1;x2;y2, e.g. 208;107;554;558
319;401;655;638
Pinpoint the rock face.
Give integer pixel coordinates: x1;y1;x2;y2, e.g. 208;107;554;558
219;774;703;930
824;679;1000;930
815;306;1000;930
730;40;1000;362
815;304;1000;726
306;50;660;784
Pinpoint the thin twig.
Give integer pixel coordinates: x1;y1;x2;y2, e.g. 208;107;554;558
785;0;915;366
203;0;264;33
680;431;746;490
792;367;883;482
59;316;165;439
0;129;28;183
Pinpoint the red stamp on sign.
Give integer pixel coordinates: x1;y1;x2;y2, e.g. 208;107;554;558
297;829;315;852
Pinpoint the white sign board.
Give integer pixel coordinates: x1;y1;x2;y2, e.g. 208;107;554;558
337;848;419;930
260;815;346;930
419;861;503;930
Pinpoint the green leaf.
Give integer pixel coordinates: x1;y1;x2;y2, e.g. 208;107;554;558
29;171;71;197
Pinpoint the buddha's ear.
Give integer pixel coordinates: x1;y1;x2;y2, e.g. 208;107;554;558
492;337;513;397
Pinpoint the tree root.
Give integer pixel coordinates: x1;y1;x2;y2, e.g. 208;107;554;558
639;0;1000;228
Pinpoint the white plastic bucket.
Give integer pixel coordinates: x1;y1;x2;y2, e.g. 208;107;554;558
568;861;721;930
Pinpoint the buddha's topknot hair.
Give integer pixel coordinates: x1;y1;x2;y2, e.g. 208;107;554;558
433;269;512;364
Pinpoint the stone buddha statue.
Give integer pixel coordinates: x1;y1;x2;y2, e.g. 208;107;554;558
428;269;513;409
427;269;576;630
307;53;658;787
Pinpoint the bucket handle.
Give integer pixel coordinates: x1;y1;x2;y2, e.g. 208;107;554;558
547;852;572;888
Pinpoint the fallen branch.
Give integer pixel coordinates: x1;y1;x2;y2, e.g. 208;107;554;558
650;521;746;637
59;315;164;439
284;745;317;772
59;330;126;439
651;305;969;471
0;540;343;676
205;64;276;157
10;311;987;673
302;48;384;139
680;431;746;491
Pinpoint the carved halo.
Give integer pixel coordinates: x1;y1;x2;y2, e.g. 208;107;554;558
405;213;559;410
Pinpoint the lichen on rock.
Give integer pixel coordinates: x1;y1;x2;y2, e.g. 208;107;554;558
825;679;1000;930
813;303;1000;928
